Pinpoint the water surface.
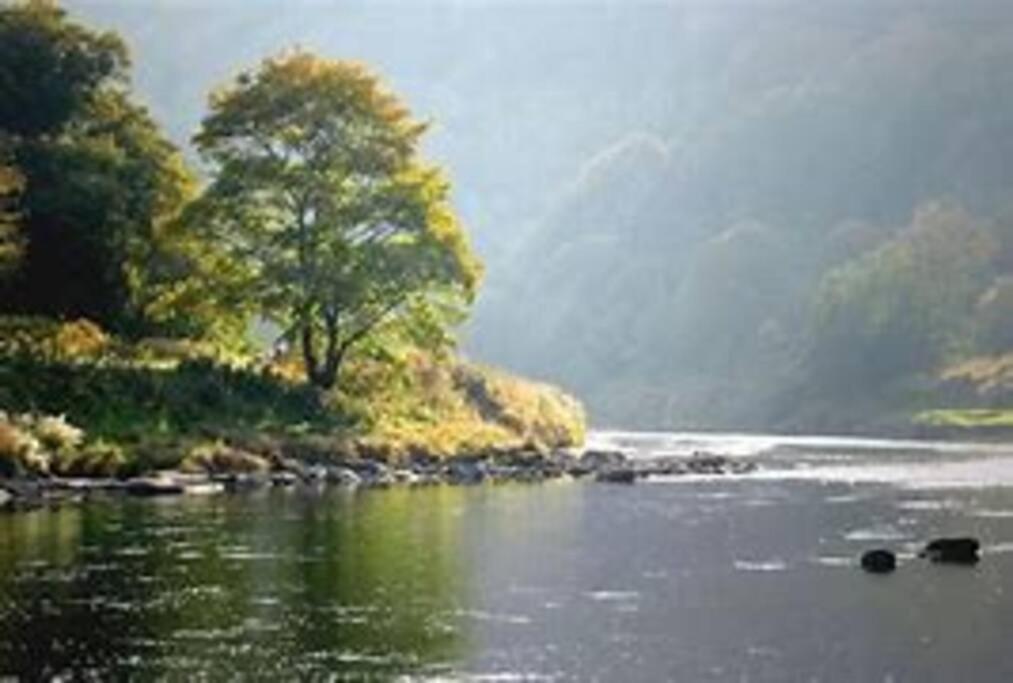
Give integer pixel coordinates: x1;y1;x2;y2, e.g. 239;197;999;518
5;432;1013;680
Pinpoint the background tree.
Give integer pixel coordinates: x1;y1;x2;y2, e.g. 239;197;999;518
0;1;210;337
191;52;481;388
0;0;127;138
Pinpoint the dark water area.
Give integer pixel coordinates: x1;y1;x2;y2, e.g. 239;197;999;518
5;433;1013;680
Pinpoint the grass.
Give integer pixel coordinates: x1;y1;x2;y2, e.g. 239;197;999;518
914;409;1013;429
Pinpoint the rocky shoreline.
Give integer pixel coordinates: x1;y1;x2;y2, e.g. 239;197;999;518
0;447;759;511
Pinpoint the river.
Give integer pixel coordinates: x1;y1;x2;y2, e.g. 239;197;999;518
4;431;1013;681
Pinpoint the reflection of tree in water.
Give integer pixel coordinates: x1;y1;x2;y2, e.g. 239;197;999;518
0;489;471;678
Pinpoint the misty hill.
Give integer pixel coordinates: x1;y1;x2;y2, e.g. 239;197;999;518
468;1;1013;432
65;0;1013;433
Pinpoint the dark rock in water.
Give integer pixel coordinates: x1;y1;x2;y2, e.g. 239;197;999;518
596;468;636;484
920;537;980;565
860;549;897;574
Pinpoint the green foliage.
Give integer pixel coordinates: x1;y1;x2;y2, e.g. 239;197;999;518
0;1;128;137
0;321;336;444
50;439;125;478
0;316;111;362
3;92;199;334
0;2;229;341
190;51;481;388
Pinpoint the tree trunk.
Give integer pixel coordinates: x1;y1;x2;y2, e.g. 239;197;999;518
318;307;341;389
300;309;342;390
300;322;323;387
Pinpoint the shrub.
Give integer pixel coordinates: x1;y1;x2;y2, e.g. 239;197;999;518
51;440;125;478
32;414;85;453
53;319;109;359
0;419;46;476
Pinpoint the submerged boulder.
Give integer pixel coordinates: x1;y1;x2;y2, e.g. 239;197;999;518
920;537;980;565
860;549;897;574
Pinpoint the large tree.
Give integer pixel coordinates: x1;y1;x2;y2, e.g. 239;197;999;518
191;52;481;388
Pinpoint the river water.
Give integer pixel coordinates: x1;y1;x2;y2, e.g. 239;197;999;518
5;431;1013;681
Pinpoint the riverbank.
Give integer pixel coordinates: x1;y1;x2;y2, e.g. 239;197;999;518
0;318;587;490
0;448;585;511
0;440;765;511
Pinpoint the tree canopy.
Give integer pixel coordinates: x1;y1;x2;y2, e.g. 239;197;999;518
0;0;128;137
0;1;202;336
191;52;481;388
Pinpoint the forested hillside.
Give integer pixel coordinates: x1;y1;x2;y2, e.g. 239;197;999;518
469;1;1013;432
62;0;1013;433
